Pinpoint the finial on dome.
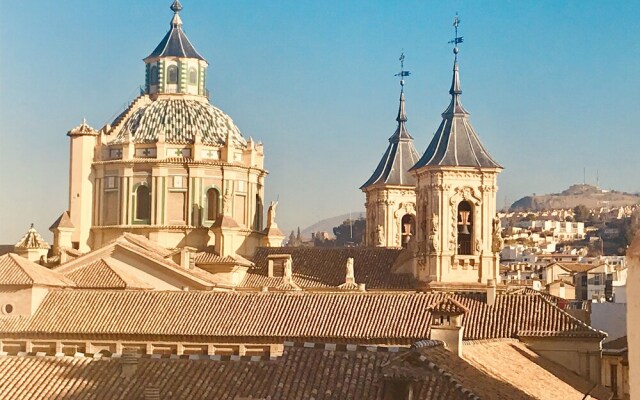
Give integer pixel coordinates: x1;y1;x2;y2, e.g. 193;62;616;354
170;0;183;13
394;51;411;92
448;13;464;60
394;52;410;123
170;0;183;26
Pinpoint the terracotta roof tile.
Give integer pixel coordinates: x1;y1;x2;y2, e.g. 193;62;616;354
0;254;73;287
65;258;153;289
49;211;74;231
447;340;612;400
0;343;485;400
244;247;415;290
2;290;603;342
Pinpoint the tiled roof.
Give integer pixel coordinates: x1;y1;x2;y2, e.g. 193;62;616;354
361;90;420;189
110;98;248;147
65;258;153;289
428;296;468;314
552;262;599;273
244;247;415;290
1;290;603;342
448;340;612;400
53;234;219;289
48;211;74;231
145;1;205;61
14;225;50;250
411;59;501;170
0;342;484;400
0;254;73;287
603;335;627;351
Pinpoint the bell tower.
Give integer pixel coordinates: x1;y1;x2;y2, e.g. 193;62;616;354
361;54;420;248
411;15;503;284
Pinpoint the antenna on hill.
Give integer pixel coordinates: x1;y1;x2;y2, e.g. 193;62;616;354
596;169;599;188
583;167;586;185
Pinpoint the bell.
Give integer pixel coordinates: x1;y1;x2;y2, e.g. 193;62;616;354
458;210;470;235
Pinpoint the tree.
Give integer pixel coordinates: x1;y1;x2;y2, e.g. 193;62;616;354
333;218;366;247
573;205;590;222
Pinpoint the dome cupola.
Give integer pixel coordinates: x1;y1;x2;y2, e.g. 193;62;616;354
144;0;208;97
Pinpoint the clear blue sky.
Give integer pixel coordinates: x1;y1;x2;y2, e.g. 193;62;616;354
1;0;639;243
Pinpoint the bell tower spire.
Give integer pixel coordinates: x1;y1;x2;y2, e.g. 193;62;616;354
361;52;420;248
411;15;503;286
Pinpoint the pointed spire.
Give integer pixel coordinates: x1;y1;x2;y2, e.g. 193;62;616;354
393;52;412;140
170;0;183;27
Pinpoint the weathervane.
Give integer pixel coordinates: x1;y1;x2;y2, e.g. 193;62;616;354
448;13;464;58
395;51;411;89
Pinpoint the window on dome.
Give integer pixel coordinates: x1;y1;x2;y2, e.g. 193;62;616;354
189;67;197;84
206;188;220;221
167;65;178;84
150;65;159;85
135;185;151;222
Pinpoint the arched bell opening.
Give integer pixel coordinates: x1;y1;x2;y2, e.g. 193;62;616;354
457;201;473;255
401;214;416;248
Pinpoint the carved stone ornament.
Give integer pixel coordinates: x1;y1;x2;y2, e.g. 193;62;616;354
376;225;385;246
491;216;504;253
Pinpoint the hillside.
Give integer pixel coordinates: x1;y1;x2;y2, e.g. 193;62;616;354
510;184;640;211
299;212;365;240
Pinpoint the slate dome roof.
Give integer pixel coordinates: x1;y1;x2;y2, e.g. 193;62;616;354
110;97;248;147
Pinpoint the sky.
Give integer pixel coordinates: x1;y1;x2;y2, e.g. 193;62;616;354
1;0;639;243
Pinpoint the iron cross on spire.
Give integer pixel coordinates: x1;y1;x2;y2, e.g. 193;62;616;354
395;51;411;89
448;13;464;57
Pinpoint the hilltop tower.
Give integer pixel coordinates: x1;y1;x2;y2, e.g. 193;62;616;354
58;1;268;256
411;20;503;284
361;56;420;248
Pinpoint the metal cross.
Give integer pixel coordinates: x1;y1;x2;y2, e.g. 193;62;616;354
448;13;464;49
394;51;411;87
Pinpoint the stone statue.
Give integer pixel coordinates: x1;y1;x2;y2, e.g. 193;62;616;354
284;257;292;281
345;257;355;283
222;187;232;215
376;225;385;246
267;201;278;227
428;213;439;253
491;216;504;253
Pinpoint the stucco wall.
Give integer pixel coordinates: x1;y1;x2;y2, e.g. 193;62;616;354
628;236;640;399
522;337;602;383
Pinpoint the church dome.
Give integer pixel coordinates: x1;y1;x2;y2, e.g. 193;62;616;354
110;97;248;147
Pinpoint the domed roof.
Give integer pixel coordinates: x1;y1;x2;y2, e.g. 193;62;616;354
110;97;248;147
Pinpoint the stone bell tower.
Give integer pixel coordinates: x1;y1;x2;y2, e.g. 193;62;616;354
411;19;503;284
361;54;420;248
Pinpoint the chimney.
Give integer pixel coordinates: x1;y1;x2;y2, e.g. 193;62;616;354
428;297;467;357
120;347;139;379
180;248;191;268
144;385;161;400
486;279;497;307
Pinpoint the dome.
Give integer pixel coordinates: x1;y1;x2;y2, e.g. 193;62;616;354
110;97;248;147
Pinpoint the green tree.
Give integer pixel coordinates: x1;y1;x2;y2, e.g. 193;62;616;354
573;205;590;222
333;218;366;247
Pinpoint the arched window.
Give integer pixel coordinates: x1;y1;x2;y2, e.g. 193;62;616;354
150;65;159;85
189;67;197;85
401;214;415;248
457;201;473;255
135;185;151;222
167;65;178;84
206;188;220;221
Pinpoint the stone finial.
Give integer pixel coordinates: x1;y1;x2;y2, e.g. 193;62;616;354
339;257;358;290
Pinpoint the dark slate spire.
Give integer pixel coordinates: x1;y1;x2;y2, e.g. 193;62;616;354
361;56;420;189
144;1;206;62
411;21;501;170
